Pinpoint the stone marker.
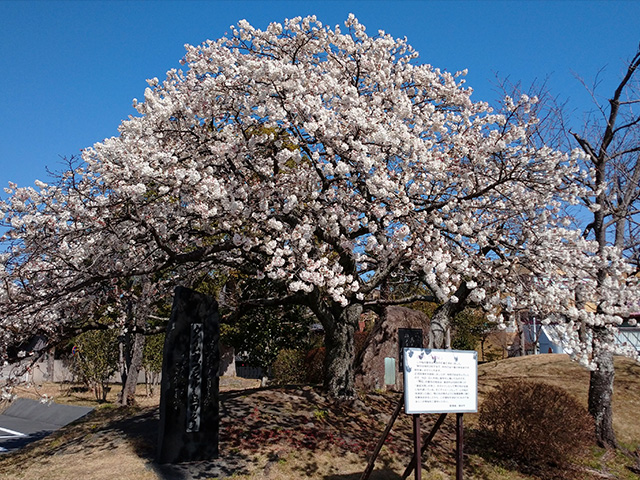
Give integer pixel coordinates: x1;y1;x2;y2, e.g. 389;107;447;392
157;286;220;464
398;327;423;370
356;306;430;392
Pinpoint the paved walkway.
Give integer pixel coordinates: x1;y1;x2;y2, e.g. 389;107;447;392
0;398;93;452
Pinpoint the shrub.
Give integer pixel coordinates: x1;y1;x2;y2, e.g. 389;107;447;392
142;333;165;396
479;380;594;468
70;329;119;402
452;308;496;352
271;349;306;385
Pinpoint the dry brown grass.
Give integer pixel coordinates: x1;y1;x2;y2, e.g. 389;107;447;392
474;354;640;448
0;355;638;480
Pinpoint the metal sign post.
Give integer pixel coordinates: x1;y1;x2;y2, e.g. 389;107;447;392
403;348;477;480
401;413;447;479
456;413;464;480
412;414;422;480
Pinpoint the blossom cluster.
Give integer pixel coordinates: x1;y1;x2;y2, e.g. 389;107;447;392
0;15;637;366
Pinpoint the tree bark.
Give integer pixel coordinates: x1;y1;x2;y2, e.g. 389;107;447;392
518;313;527;357
322;303;362;399
588;327;618;448
46;347;55;382
118;303;147;407
118;329;146;406
429;282;470;349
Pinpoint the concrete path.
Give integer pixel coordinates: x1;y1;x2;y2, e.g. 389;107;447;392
0;398;93;452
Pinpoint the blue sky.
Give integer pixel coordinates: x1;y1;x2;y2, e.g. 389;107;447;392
1;0;639;190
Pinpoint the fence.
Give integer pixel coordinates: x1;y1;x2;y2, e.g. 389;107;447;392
2;357;265;385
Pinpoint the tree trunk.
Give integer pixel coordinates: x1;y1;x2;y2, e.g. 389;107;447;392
46;347;55;382
429;282;470;349
588;327;618;448
118;330;145;406
519;315;526;357
322;303;362;399
118;304;147;407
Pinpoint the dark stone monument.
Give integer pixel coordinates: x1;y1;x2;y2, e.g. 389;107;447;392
398;327;423;370
157;286;220;464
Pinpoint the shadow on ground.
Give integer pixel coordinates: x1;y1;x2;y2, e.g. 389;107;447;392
324;470;403;480
0;385;443;479
105;406;253;480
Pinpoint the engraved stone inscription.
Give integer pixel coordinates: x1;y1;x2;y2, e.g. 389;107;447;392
398;328;423;370
186;323;204;433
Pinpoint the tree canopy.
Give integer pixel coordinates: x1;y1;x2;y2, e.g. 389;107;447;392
1;16;637;400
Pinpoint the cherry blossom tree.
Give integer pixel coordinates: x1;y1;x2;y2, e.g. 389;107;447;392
495;49;640;448
567;48;640;448
0;159;174;403
1;15;588;399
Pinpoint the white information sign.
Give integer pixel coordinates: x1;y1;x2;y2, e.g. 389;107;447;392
403;348;478;414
